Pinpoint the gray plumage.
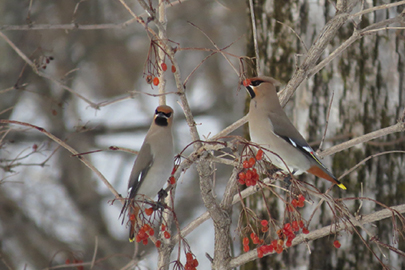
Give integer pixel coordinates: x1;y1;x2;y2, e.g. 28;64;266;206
128;105;175;200
244;76;346;189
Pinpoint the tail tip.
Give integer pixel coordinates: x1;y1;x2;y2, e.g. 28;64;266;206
337;183;347;190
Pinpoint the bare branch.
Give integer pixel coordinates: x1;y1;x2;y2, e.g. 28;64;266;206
0;120;123;203
319;121;405;157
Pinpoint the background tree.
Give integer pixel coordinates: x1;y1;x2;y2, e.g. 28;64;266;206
0;0;404;270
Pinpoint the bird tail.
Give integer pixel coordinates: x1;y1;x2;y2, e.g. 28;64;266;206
307;165;347;190
128;206;140;242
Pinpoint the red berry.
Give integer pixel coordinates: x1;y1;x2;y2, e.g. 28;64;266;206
298;200;305;208
129;214;136;221
164;231;171;239
276;245;283;254
291;199;298;208
243;237;249;246
261;225;269;233
267;244;274;253
246;170;253;180
302;227;309;234
299;220;305;228
243;245;250;252
243;79;251;87
153;77;159;86
148;228;154;236
292;221;299;232
161;224;166;231
192;259;199;267
257;248;264;258
169;176;176;185
171;65;176;73
248;157;256;167
298;194;305;202
243;160;250;168
142;238;148;245
261;220;268;227
186;252;193;262
161;63;167;71
286;239;292;247
256;149;263;160
145;208;153;216
333;240;341;248
155;240;161;248
239;172;246;180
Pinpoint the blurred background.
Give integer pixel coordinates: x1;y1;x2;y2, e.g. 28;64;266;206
0;0;404;269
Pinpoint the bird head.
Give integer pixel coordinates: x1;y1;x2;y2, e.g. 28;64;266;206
154;105;173;127
242;76;280;100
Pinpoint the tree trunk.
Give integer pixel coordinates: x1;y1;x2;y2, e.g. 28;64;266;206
246;0;405;269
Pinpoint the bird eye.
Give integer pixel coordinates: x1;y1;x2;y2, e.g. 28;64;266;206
251;80;264;86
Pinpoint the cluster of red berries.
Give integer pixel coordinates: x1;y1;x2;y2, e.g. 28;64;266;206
146;63;176;86
39;55;54;70
135;223;155;245
153;223;170;249
238;150;264;186
185;252;199;270
65;258;83;270
242;218;310;257
161;223;171;240
292;194;306;208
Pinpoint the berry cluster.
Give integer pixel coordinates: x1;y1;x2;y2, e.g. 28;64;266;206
135;223;155;245
292;194;306;208
37;55;54;70
153;224;170;248
161;223;171;239
242;218;310;258
145;63;176;86
238;150;263;186
185;252;199;270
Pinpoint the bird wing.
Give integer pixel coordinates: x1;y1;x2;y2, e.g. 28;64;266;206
269;111;333;174
128;142;154;198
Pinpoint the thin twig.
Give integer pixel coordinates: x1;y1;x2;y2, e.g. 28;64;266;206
0;120;123;203
349;1;405;19
248;0;260;75
319;122;405;158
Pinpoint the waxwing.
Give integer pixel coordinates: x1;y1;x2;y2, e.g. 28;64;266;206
126;105;174;241
243;76;346;190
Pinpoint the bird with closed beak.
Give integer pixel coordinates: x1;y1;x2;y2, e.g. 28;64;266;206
243;76;346;190
125;105;175;241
